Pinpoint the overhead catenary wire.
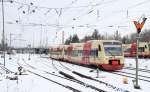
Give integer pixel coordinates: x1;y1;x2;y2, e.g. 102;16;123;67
10;0;148;29
48;0;101;44
11;0;117;9
127;0;150;9
5;0;150;27
2;0;150;47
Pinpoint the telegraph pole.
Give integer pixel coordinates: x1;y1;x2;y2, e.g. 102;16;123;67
1;0;5;66
62;31;64;45
40;24;43;57
62;31;64;59
133;17;147;89
28;44;31;60
9;33;12;59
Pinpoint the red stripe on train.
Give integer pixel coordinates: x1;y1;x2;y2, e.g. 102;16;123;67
82;42;91;64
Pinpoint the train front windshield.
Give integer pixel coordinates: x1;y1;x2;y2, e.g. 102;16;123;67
103;42;122;56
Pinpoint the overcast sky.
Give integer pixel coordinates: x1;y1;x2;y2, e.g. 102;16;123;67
0;0;150;47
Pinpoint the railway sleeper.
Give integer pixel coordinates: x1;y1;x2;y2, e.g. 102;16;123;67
59;71;75;80
28;70;81;92
65;86;81;92
72;71;93;80
72;71;129;92
59;71;106;92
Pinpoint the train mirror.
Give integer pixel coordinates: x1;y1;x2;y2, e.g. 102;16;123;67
145;45;147;48
98;45;101;51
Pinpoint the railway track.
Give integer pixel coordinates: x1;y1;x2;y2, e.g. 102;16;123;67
0;63;15;74
123;67;150;73
109;71;150;83
111;66;150;83
28;70;81;92
115;70;150;79
53;59;150;84
0;54;28;74
0;54;131;92
51;60;106;92
18;58;83;92
49;59;129;92
21;57;106;92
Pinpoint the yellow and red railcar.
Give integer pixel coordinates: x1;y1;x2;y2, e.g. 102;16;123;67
123;42;149;58
50;40;124;71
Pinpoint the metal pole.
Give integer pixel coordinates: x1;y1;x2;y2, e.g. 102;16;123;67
62;31;64;59
62;31;64;44
96;67;99;78
45;30;48;48
32;32;35;54
1;0;5;66
40;24;42;57
133;17;146;89
28;45;31;60
134;33;140;89
9;33;12;59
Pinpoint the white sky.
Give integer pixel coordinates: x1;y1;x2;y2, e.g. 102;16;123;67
0;0;150;47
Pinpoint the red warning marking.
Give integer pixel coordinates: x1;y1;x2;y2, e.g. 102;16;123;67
133;18;147;33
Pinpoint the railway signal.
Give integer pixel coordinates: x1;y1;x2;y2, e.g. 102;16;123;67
133;16;147;89
133;17;147;34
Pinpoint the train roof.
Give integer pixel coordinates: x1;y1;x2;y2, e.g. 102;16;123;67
123;44;131;46
70;43;84;45
123;42;148;45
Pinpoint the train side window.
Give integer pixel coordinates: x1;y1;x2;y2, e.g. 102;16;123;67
78;50;82;56
98;45;101;51
90;50;94;57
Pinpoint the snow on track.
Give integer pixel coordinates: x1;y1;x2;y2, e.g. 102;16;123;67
1;54;150;92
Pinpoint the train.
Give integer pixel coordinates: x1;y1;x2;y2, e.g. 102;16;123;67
49;40;124;71
123;42;150;58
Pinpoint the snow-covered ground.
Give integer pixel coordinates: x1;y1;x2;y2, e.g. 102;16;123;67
0;54;150;92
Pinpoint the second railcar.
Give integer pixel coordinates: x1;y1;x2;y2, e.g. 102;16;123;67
123;42;150;58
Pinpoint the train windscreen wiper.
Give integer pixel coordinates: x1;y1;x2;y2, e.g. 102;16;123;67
108;50;115;57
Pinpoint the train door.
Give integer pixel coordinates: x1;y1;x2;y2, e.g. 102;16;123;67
97;44;104;61
82;42;91;65
148;44;150;57
90;47;99;64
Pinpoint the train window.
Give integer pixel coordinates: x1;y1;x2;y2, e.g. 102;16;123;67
78;50;82;56
125;48;131;52
98;45;101;51
73;50;78;57
90;50;94;56
95;49;98;57
138;47;144;52
90;49;98;57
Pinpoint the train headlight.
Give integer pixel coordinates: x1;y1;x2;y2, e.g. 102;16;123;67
112;60;119;65
109;60;120;65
